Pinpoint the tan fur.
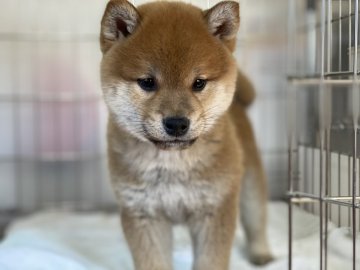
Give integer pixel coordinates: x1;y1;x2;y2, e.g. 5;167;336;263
234;70;256;107
100;1;272;269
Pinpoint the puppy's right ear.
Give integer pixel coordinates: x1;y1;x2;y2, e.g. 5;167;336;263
100;0;140;53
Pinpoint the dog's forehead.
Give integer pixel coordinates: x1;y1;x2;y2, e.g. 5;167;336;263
133;3;228;80
108;2;231;84
137;2;205;33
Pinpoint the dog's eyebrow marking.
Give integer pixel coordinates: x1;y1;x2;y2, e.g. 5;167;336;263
191;66;222;82
135;65;159;80
192;67;207;76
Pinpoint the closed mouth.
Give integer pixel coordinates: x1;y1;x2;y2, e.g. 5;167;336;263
149;138;197;150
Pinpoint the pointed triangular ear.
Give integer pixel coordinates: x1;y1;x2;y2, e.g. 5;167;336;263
100;0;140;53
204;1;240;49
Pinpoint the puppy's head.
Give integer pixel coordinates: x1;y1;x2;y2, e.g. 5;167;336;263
100;0;239;150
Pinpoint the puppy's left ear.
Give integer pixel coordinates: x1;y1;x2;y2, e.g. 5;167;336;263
204;1;240;51
100;0;140;54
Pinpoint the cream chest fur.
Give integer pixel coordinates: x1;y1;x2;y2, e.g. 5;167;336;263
111;139;226;223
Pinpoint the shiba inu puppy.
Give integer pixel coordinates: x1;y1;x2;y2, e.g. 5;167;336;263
100;0;272;269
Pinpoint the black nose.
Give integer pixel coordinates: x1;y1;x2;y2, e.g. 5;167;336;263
162;117;190;137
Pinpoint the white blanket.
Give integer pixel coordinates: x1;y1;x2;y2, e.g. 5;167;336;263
0;202;358;270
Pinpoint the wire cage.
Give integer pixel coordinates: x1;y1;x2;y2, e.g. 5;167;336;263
287;0;360;269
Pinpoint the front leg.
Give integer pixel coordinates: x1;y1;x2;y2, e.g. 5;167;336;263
188;193;237;270
121;210;173;270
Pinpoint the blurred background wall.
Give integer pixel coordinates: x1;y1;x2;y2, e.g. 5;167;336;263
0;0;288;219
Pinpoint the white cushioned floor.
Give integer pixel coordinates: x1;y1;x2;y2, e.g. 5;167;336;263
0;202;358;270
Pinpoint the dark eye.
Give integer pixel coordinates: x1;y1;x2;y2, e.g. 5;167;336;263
192;79;207;92
137;78;157;92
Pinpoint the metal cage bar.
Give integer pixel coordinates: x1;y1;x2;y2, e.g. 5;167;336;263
288;0;360;269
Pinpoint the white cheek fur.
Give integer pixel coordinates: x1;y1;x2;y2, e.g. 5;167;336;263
102;79;236;140
102;84;147;141
201;83;235;133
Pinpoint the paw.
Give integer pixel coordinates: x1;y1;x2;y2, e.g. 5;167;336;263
249;252;274;266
